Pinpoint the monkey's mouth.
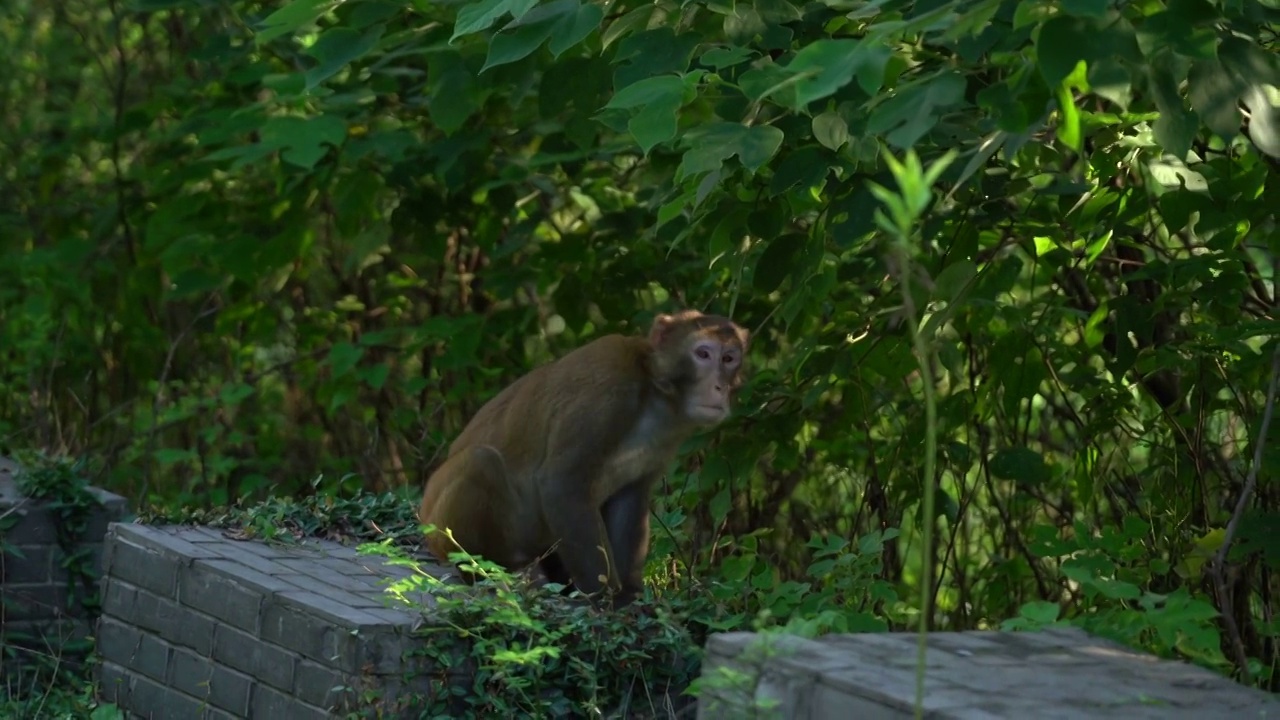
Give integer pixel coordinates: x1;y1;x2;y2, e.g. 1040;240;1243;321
693;405;728;421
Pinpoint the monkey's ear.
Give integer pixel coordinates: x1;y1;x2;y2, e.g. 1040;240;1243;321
648;314;677;347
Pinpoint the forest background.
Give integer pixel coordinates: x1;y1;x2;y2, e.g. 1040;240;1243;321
1;0;1278;715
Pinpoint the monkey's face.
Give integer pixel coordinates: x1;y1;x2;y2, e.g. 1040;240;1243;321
683;334;744;426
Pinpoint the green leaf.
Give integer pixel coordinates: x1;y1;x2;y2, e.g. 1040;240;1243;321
629;99;681;154
677;122;782;179
481;0;603;71
153;448;198;465
1135;0;1219;60
1242;85;1280;158
753;233;806;293
1019;601;1061;624
482;20;557;72
1055;83;1081;152
327;342;364;377
780;39;891;110
739;125;784;172
304;25;385;89
1149;64;1199;159
812;112;849;151
1188;59;1245;140
769;146;830;196
1035;16;1096;89
452;0;538;41
865;71;966;149
258;115;347;170
256;0;339;43
989;447;1051;486
1060;0;1108;17
701;46;754;70
933;260;976;304
605;74;683;110
547;2;603;57
428;53;482;135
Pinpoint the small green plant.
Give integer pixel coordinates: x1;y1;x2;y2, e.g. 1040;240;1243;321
359;537;703;719
0;452;123;720
1010;517;1238;675
0;655;122;720
8;452;105;622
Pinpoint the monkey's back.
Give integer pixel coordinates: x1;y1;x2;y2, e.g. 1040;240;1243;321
446;333;653;473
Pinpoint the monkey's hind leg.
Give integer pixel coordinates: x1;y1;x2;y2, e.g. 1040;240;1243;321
419;445;527;581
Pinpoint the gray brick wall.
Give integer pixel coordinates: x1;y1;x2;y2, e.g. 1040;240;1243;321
97;523;449;719
698;628;1280;719
0;456;130;673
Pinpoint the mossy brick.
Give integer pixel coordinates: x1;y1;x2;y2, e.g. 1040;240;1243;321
294;657;349;709
2;545;53;584
252;684;330;720
168;646;253;715
97;617;171;683
212;624;295;692
101;578;215;654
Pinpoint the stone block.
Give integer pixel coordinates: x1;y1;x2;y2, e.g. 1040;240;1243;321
698;629;1280;720
212;624;296;692
95;522;460;718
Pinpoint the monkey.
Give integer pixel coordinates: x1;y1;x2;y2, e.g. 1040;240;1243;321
418;309;750;607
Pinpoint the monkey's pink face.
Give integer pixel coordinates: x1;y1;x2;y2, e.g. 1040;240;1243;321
685;338;743;425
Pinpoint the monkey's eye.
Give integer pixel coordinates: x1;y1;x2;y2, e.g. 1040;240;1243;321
722;354;737;365
695;347;712;360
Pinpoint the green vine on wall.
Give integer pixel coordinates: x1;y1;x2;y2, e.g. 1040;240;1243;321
10;452;106;623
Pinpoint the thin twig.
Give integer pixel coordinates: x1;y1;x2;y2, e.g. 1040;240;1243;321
1208;342;1280;683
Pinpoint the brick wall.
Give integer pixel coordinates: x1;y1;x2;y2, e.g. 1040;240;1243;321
96;523;450;719
0;456;129;674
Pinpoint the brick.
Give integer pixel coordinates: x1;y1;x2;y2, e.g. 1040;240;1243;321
294;658;350;709
252;684;330;720
102;578;215;654
166;646;213;701
82;490;129;540
177;561;269;632
212;624;295;691
104;536;181;597
278;572;389;608
2;544;53;583
169;646;253;715
2;505;58;544
114;524;223;560
0;582;64;621
194;557;301;596
205;545;287;575
259;596;346;670
125;670;206;720
97;617;153;679
97;659;132;705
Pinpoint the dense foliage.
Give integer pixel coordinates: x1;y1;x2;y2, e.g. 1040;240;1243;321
2;0;1278;710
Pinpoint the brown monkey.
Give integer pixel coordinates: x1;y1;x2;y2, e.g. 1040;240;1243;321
418;309;749;606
